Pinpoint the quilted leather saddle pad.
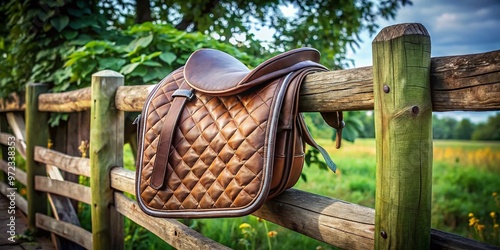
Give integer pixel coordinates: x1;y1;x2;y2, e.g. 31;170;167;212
136;48;342;218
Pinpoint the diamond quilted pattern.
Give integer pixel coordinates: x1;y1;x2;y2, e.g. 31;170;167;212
138;67;280;211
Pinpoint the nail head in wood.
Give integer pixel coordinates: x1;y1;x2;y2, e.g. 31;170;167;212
383;85;390;93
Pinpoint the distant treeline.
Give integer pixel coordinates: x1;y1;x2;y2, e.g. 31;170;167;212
431;113;500;140
305;112;500;141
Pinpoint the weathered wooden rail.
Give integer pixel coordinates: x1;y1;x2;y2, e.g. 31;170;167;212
1;23;499;249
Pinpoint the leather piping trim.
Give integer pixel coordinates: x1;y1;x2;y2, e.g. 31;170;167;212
136;73;293;218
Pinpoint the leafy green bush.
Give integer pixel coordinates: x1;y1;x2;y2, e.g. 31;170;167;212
60;22;261;92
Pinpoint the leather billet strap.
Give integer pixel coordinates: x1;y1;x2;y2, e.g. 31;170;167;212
150;83;194;190
298;114;339;173
320;112;345;149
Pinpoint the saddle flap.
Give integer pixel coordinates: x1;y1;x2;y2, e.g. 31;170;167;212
184;48;322;95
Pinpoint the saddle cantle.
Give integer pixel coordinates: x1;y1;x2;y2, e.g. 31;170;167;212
135;48;343;218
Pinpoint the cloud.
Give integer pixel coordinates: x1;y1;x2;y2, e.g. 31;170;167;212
375;0;500;56
348;0;500;122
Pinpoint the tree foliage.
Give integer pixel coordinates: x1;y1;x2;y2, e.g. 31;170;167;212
109;0;412;69
0;0;412;98
432;114;500;141
472;113;500;141
0;0;260;97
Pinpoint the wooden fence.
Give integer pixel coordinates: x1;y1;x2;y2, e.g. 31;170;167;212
1;23;499;249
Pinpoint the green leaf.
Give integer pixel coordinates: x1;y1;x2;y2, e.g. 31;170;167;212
125;34;153;53
166;32;186;42
159;52;177;65
142;61;162;67
67;8;84;18
50;15;69;32
120;63;140;75
98;58;126;70
70;21;86;29
131;54;146;63
300;173;308;182
80;60;97;77
341;124;359;143
142;70;159;82
63;30;79;40
130;65;147;77
146;51;162;60
152;67;172;80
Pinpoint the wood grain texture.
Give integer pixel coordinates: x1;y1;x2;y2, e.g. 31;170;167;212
90;70;124;250
35;146;91;177
431;50;500;111
115;85;156;112
1;52;498;114
25;83;49;232
110;167;374;249
373;23;433;249
38;87;91;112
36;213;92;250
45;162;86;250
253;189;375;249
299;66;374;112
0;93;25;112
430;229;499;250
110;167;135;194
114;193;231;250
110;165;490;249
34;176;91;204
114;50;499;113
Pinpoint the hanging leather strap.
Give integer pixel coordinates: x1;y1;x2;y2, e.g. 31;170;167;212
150;84;194;190
320;111;345;149
298;114;339;173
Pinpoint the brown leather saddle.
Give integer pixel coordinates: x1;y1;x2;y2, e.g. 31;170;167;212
135;48;343;218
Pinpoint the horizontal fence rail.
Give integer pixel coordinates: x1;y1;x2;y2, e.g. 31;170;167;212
109;166;492;249
120;50;500;112
34;146;91;177
36;213;93;250
1;50;498;113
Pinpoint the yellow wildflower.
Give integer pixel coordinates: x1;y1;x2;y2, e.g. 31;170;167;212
494;224;499;229
267;230;278;238
257;217;263;222
239;223;251;229
476;224;485;231
469;217;478;227
491;211;497;219
468;213;474;218
493;192;498;197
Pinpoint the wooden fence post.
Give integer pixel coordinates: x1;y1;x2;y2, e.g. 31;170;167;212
373;23;433;249
0;114;9;183
90;70;124;249
25;83;49;232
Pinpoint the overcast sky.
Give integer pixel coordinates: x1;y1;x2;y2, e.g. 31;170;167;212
346;0;500;123
348;0;500;67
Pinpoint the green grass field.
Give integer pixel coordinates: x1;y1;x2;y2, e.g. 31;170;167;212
122;138;500;249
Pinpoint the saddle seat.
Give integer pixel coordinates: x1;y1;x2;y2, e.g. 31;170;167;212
184;48;321;95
